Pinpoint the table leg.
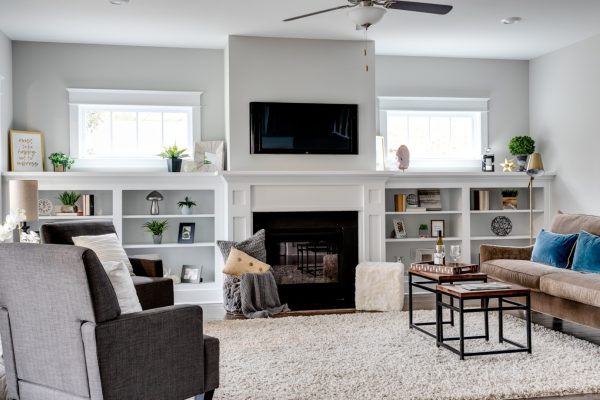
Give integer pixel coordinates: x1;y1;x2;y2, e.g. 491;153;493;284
483;298;489;341
498;296;504;343
459;298;465;360
450;296;455;327
436;291;442;347
408;273;414;328
526;293;532;353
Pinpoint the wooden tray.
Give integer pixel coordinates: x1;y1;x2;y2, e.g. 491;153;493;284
409;261;479;275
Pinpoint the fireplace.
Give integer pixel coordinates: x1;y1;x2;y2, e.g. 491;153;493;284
253;211;358;309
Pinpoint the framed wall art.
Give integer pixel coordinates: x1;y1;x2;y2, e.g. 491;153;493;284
10;130;45;172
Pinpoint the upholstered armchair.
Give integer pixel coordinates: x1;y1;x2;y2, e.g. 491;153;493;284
0;243;219;400
40;220;174;310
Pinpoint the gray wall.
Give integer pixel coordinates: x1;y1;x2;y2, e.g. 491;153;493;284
530;34;600;215
376;56;530;162
12;42;225;161
0;31;12;172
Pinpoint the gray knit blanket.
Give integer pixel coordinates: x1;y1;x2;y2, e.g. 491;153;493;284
240;271;289;319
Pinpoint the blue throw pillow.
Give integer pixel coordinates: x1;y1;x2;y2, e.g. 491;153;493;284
572;230;600;273
531;229;578;268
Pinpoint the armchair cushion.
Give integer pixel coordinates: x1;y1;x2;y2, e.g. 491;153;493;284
73;233;134;275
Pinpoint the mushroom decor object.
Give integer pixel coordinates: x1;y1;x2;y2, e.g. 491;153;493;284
146;191;164;215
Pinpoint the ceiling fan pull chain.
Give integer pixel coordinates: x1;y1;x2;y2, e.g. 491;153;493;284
364;29;369;72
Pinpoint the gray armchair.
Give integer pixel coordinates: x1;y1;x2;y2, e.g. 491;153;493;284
0;244;219;400
40;220;174;310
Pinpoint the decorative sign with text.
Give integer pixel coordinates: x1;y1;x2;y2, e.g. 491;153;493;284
10;130;45;172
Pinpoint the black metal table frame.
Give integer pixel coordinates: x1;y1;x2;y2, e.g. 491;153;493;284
436;291;532;360
408;272;487;339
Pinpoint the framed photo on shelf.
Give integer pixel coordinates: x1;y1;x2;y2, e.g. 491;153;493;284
415;248;435;263
418;189;442;211
9;130;45;172
431;220;445;237
181;265;203;284
178;222;196;244
393;219;407;239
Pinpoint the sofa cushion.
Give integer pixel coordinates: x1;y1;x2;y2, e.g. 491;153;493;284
217;229;266;263
540;270;600;308
481;259;558;290
571;230;600;273
550;212;600;236
531;229;578;268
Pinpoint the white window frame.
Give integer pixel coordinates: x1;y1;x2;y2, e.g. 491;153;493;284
378;97;489;171
68;89;202;170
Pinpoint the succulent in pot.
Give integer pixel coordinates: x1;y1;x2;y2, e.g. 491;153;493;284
418;224;429;239
501;189;519;210
508;136;535;172
48;152;75;172
158;145;189;173
58;191;81;213
143;220;168;245
177;196;197;215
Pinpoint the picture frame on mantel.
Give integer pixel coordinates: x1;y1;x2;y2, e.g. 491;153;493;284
9;130;45;172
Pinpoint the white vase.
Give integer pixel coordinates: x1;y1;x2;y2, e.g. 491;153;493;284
180;207;192;215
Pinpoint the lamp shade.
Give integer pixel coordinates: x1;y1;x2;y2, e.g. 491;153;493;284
526;153;545;177
9;180;39;222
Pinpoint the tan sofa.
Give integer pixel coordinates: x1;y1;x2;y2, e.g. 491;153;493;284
480;213;600;329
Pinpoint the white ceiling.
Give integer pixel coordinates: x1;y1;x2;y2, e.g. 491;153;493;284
1;0;600;59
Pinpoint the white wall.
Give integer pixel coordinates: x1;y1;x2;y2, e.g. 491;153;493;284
226;36;377;171
12;41;225;162
0;31;12;172
376;56;530;162
530;34;600;215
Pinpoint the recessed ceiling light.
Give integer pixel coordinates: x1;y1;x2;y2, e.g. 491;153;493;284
501;17;522;25
110;0;130;5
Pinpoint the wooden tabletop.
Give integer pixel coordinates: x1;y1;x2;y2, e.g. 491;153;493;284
436;283;530;298
409;269;487;283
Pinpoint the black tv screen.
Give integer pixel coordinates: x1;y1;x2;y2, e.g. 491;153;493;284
250;102;358;154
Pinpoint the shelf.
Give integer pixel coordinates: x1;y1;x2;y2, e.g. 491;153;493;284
39;215;113;220
386;237;461;243
471;236;534;241
123;214;215;219
122;242;215;249
470;210;544;214
386;211;462;215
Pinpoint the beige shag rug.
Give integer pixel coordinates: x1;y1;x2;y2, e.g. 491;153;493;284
205;311;600;400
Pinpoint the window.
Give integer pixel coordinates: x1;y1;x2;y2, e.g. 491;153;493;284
68;89;202;169
379;97;488;170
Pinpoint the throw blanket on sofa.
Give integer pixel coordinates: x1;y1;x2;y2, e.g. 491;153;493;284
240;271;289;319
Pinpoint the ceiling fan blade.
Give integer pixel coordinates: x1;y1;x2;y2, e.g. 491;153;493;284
284;5;354;22
386;1;452;15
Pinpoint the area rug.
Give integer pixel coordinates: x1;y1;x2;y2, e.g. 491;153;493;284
204;311;600;400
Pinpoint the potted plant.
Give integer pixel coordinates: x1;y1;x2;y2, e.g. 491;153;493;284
143;220;168;245
177;196;197;215
158;145;189;173
48;152;75;172
418;224;429;238
501;189;519;210
508;136;535;172
58;191;81;213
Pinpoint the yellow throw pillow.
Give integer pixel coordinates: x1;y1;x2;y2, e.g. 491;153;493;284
224;248;271;276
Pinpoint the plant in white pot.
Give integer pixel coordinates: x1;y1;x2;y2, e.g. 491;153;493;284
177;196;197;215
58;191;81;213
143;220;168;245
508;136;535;172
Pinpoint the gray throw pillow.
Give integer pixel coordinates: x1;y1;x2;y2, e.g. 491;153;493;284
217;229;267;262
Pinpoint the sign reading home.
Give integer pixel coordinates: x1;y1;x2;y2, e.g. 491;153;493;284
10;130;45;172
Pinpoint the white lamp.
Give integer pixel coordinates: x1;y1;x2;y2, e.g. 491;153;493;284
348;6;386;29
9;180;39;238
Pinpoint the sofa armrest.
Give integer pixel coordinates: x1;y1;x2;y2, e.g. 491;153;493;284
129;257;163;277
479;244;534;264
132;276;174;310
95;305;210;400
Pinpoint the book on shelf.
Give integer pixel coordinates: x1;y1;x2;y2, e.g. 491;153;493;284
417;189;442;211
405;207;428;212
82;194;95;216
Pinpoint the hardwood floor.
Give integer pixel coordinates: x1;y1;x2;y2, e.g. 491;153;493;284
201;295;600;400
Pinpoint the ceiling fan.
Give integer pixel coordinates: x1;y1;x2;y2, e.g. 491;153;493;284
284;0;453;29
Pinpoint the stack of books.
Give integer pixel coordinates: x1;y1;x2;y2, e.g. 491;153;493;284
472;190;490;211
82;194;95;216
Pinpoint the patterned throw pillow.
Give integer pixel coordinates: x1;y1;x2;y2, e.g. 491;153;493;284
223;248;271;276
217;229;267;262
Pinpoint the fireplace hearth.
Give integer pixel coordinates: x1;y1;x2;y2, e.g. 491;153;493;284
253;211;358;309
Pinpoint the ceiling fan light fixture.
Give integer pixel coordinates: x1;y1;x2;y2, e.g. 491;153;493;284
501;16;522;25
109;0;130;5
347;6;387;28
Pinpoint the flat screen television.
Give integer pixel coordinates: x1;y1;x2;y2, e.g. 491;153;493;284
250;102;358;154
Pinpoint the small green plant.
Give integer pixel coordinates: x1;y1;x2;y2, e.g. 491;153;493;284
142;220;168;235
419;224;429;230
501;189;519;198
48;152;75;169
158;145;189;159
177;196;197;209
508;136;535;155
58;191;81;206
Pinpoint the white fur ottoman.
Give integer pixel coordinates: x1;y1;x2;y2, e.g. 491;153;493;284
355;262;405;311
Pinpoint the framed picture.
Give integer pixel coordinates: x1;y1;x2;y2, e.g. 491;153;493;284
418;189;442;211
393;219;407;239
9;130;45;172
431;220;445;237
196;140;225;171
181;265;203;284
415;248;435;263
178;222;196;244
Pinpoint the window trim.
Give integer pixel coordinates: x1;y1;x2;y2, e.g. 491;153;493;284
378;96;489;171
68;89;202;170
